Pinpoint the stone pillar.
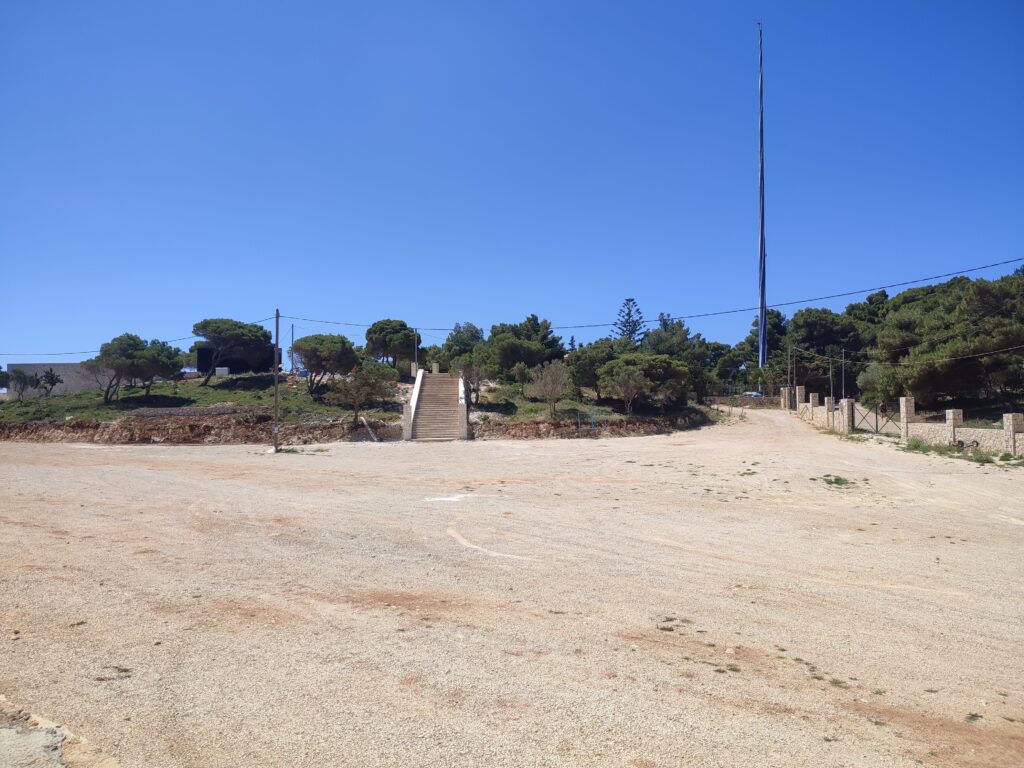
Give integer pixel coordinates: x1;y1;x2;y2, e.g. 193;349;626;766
410;361;419;377
946;409;963;444
780;387;789;411
899;396;915;443
841;398;855;434
402;402;413;440
809;393;820;407
1004;413;1023;456
795;386;806;405
431;362;440;374
824;396;834;429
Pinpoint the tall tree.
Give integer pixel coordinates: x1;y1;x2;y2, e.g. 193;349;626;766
614;298;646;347
38;368;64;397
489;315;565;364
8;369;41;400
453;344;498;404
291;334;359;397
86;333;148;404
441;323;485;361
192;319;273;386
326;361;399;424
135;340;184;396
567;339;617;399
365;319;420;367
531;360;571;420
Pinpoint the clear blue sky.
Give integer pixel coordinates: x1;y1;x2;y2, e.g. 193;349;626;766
2;1;1022;363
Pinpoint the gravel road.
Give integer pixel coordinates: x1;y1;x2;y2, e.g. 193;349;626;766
1;409;1022;767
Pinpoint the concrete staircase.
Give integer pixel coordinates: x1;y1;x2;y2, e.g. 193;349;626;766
411;374;461;441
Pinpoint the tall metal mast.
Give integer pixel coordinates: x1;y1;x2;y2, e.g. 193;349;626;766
757;23;768;369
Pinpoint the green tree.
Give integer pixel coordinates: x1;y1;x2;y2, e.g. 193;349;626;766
453;344;498;405
325;361;399;424
192;319;273;386
491;334;548;373
8;369;41;400
441;323;485;362
38;368;64;397
0;368;9;390
291;334;359;397
86;333;148;404
614;298;646;347
365;319;420;368
488;315;565;366
598;362;649;416
641;313;691;358
511;362;531;396
136;340;184;396
531;360;571;420
567;339;617;399
598;353;689;414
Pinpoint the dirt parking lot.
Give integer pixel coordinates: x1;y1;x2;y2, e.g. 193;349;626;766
1;409;1022;767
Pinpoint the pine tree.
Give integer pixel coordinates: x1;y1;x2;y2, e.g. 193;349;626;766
568;336;577;352
614;298;645;346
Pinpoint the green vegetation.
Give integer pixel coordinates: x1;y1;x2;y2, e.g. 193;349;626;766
365;319;419;368
290;334;359;397
821;474;852;487
0;374;400;426
5;271;1023;429
7;369;41;400
191;319;272;386
324;361;399;423
902;436;1020;466
732;271;1024;409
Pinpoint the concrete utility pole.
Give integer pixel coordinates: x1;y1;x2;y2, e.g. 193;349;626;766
290;323;295;373
273;309;281;453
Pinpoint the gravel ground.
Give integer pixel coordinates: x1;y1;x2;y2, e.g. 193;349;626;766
1;409;1022;767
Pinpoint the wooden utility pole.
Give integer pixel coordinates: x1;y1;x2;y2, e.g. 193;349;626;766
273;309;281;453
841;348;846;399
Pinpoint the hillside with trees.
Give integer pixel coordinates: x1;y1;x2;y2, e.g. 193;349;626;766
2;268;1022;428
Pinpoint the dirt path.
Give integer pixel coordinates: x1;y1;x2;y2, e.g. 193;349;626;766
1;410;1022;767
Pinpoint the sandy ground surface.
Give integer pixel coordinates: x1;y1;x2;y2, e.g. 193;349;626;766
1;409;1022;767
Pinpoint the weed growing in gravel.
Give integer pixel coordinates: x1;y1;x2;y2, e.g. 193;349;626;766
821;474;852;487
965;713;983;723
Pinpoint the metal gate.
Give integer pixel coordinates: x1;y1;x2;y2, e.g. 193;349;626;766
853;402;900;435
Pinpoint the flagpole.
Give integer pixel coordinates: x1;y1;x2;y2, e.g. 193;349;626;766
757;23;768;371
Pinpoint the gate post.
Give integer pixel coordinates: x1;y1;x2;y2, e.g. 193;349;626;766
1004;413;1023;456
824;396;834;429
841;398;855;434
899;397;915;443
795;386;806;406
945;409;963;445
780;387;789;411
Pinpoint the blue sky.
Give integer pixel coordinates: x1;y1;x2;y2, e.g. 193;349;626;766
2;1;1022;363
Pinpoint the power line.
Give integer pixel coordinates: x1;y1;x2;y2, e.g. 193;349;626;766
791;340;1024;367
4;256;1021;357
0;316;276;357
276;257;1024;333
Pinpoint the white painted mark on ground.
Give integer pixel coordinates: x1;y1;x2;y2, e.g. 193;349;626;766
425;495;468;503
446;528;531;560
